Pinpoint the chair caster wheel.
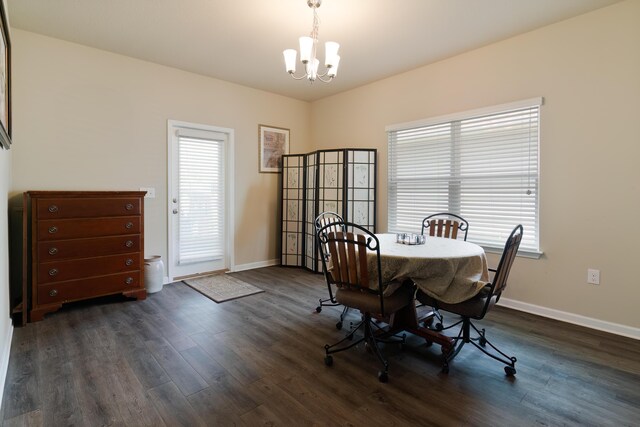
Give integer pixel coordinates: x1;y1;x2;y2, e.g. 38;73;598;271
324;355;333;366
504;366;516;376
435;323;443;331
316;306;322;313
378;371;388;383
335;321;343;330
478;328;486;346
441;365;449;374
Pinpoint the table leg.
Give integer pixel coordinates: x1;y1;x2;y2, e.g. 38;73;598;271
389;302;454;352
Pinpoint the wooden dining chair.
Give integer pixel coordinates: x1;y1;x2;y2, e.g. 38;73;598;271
314;212;349;330
317;221;414;382
416;224;523;375
420;212;470;329
421;213;469;241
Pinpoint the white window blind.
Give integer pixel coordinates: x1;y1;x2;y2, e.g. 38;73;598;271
177;131;225;264
387;98;542;254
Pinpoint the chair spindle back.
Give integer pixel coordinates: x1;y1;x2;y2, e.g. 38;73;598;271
326;231;370;290
426;219;460;238
315;211;344;234
421;213;469;241
491;225;523;299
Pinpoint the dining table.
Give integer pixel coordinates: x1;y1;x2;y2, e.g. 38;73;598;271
368;233;491;351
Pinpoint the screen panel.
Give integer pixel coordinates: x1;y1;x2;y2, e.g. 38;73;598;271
281;154;304;266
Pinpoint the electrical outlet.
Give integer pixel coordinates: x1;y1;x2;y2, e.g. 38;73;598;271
587;268;600;285
140;187;155;199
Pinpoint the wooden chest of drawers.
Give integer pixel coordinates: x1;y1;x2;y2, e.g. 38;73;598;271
24;191;147;322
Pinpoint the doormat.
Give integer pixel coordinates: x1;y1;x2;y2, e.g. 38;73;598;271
183;274;264;303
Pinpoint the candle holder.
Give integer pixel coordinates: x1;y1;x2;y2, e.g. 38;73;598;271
395;233;426;245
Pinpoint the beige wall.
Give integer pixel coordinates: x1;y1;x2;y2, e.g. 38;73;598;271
10;30;312;270
310;0;640;329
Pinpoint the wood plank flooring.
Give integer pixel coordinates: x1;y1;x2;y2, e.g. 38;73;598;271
2;266;639;426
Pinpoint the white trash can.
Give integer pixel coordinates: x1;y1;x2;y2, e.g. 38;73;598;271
144;256;164;294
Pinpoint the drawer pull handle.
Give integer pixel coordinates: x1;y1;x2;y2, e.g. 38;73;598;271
125;222;134;229
48;205;59;213
49;289;58;297
125;203;134;211
48;247;58;255
49;268;59;276
125;277;134;285
125;259;134;266
125;240;134;248
48;226;58;234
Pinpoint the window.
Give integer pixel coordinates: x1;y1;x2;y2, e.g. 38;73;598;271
387;98;542;255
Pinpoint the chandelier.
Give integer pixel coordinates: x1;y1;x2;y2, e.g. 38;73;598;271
283;0;340;83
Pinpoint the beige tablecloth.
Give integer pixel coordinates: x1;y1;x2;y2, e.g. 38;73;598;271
368;234;489;304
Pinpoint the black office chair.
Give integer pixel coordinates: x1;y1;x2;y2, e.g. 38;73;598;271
317;221;414;382
416;224;523;375
314;212;350;329
421;213;469;241
419;213;470;330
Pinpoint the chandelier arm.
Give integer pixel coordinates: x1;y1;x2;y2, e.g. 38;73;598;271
315;74;335;83
288;72;312;80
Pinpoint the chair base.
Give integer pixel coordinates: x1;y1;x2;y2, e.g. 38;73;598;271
316;297;350;330
316;296;339;313
324;312;405;382
441;317;517;376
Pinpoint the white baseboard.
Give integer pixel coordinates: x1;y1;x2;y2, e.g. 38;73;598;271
230;259;280;273
498;297;640;341
0;323;14;408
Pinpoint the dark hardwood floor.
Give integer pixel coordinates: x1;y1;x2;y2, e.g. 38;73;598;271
1;266;639;426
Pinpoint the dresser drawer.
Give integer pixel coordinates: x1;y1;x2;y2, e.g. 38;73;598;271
38;235;141;261
37;253;141;284
36;197;142;219
37;272;142;305
37;217;141;241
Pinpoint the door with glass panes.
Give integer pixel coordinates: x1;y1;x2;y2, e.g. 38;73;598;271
168;121;232;279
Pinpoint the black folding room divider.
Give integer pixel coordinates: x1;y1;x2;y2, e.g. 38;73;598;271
281;148;377;272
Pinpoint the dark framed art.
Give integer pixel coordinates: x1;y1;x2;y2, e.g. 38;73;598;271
0;1;11;150
259;124;289;173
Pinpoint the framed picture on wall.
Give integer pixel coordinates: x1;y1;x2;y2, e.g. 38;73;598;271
259;124;290;173
0;1;11;150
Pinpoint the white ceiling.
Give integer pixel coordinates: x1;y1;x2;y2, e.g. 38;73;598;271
7;0;621;102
